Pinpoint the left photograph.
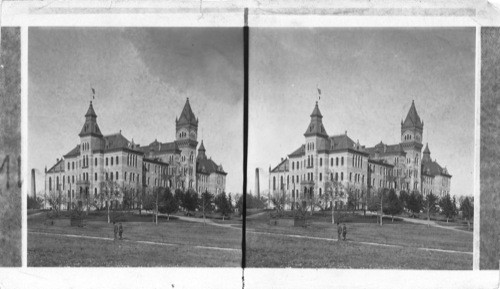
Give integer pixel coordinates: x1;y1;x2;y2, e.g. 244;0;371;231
27;27;243;267
0;26;22;267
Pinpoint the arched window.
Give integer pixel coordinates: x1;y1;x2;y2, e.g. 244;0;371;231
273;177;276;190
319;173;322;182
292;162;294;170
49;177;52;191
105;172;108;180
319;188;322;196
330;158;333;166
341;172;344;181
320;158;322;167
68;163;70;170
335;172;338;181
341;157;344;166
336;157;339;166
106;158;108;166
116;172;118;180
280;176;284;189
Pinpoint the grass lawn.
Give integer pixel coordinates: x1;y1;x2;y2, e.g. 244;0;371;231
28;212;242;267
246;211;472;269
246;233;471;269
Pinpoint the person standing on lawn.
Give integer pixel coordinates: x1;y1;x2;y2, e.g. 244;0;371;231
337;222;342;241
342;223;347;241
113;222;118;240
119;222;123;240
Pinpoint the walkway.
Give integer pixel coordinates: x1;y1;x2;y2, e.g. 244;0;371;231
29;231;239;252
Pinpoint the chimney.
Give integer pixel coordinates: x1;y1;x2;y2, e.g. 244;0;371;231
255;168;260;199
31;169;36;198
56;158;59;163
281;157;284;162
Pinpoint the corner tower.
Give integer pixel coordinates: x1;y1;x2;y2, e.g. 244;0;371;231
400;100;423;192
303;101;329;197
79;101;103;153
175;98;198;191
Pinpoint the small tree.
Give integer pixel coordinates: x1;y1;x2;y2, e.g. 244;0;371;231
199;190;214;223
398;190;409;211
235;193;244;216
215;191;232;221
183;188;199;215
460;196;473;230
271;190;290;218
424;192;438;227
383;189;403;222
158;188;178;221
45;190;67;217
406;190;423;218
439;193;456;223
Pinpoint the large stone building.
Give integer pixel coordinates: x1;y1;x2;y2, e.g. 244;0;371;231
44;98;227;210
269;100;451;209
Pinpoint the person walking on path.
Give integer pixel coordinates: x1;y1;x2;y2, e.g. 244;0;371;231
113;222;118;240
337;223;342;241
119;222;123;240
342;223;347;241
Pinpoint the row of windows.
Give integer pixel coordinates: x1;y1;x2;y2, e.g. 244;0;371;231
352;154;363;169
127;154;138;167
291;156;347;171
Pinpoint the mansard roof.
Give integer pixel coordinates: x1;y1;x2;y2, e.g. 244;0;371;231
102;133;132;151
288;145;305;158
328;134;367;155
366;141;406;158
47;158;65;174
63;145;81;158
139;140;182;154
402;100;423;130
422;159;451;178
197;155;227;175
176;98;198;127
271;157;289;173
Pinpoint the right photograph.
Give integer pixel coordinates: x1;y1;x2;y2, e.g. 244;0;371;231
247;28;475;269
480;27;500;270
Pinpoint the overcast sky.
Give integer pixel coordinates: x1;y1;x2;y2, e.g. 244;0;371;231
28;27;243;195
249;28;475;197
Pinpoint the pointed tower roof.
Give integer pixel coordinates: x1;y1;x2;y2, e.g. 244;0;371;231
85;102;97;118
402;100;423;129
304;102;328;138
198;140;206;152
176;98;198;127
422;143;431;162
423;143;431;154
79;101;103;137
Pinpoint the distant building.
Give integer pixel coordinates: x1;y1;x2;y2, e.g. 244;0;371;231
269;100;451;209
44;98;226;210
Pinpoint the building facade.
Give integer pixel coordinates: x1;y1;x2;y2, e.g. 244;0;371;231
44;98;227;210
269;100;451;209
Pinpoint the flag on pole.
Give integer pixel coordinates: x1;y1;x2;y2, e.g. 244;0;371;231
317;85;321;100
91;88;95;99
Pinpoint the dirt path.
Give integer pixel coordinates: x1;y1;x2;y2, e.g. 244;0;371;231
29;231;239;252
